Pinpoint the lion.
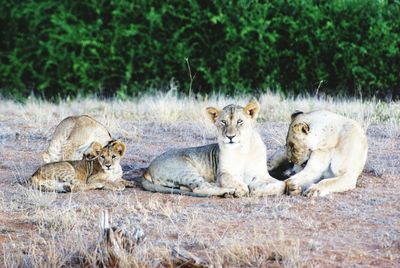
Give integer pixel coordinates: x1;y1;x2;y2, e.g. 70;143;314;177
269;110;368;197
43;115;112;163
142;99;286;197
31;140;132;192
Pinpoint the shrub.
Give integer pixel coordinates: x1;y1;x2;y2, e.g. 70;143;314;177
0;0;399;99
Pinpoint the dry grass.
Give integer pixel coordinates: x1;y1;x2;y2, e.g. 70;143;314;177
0;92;399;267
1;90;399;134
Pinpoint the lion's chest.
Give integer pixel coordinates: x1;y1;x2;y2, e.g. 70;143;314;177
219;149;266;184
103;166;123;181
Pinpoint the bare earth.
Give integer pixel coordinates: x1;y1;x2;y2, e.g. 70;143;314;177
0;100;399;267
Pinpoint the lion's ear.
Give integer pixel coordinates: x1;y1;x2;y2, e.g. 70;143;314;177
293;122;310;135
112;141;126;157
84;142;103;160
206;107;221;123
243;99;260;119
291;110;303;120
91;142;103;155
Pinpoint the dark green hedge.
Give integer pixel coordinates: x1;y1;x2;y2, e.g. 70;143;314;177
1;0;399;99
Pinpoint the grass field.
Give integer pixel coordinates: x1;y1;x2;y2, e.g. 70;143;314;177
0;92;399;267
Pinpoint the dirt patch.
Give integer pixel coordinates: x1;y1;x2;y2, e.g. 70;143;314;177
0;118;399;267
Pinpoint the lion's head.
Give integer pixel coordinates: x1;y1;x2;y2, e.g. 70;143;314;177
286;111;312;165
206;99;260;148
84;140;126;171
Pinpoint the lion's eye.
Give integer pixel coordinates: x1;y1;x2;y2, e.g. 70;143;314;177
100;155;105;159
112;155;116;159
220;120;227;126
237;119;243;125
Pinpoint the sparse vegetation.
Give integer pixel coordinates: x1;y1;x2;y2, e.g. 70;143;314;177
0;92;399;266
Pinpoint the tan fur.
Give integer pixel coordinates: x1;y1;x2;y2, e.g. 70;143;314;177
142;99;285;197
271;110;368;197
43;115;112;163
31;141;132;192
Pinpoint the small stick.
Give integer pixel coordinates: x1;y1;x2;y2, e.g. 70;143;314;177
171;246;208;267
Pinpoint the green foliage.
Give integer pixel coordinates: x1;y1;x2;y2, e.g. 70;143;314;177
0;0;399;99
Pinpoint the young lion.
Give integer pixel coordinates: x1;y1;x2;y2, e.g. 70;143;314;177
31;140;131;192
43;115;112;163
142;99;286;197
271;110;368;197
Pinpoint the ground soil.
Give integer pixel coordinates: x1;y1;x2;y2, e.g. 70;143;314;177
0;118;399;267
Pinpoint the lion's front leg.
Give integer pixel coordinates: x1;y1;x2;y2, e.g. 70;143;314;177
71;182;104;192
87;173;126;191
217;172;249;197
285;150;331;196
120;179;136;188
249;176;286;197
303;173;358;197
192;182;235;197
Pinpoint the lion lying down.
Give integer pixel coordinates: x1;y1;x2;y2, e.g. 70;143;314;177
142;99;286;197
268;110;368;197
30;140;132;192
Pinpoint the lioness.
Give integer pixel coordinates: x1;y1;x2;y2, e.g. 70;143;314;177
31;140;132;192
271;110;368;197
43;115;112;163
142;99;285;197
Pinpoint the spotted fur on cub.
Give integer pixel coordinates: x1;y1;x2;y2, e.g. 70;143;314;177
31;140;132;192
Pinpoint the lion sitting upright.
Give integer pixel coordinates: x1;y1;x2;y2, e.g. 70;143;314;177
43;115;112;163
142;99;286;197
270;110;368;197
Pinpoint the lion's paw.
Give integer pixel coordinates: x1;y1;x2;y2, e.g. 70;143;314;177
122;180;136;188
114;183;126;191
225;188;236;196
285;179;302;196
222;188;236;198
95;183;106;189
303;185;321;197
233;186;250;198
62;185;72;193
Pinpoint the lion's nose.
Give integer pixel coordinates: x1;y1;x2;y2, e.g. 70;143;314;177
227;134;236;141
105;164;111;168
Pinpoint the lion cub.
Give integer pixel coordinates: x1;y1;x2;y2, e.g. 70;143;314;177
31;140;131;192
43;115;112;163
142;99;285;197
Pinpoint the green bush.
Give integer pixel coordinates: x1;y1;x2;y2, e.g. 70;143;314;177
0;0;399;99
